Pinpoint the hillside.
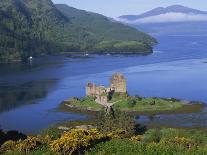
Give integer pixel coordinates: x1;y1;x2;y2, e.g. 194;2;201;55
55;4;155;46
0;0;156;63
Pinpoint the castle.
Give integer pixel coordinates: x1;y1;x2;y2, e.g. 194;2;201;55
86;73;126;104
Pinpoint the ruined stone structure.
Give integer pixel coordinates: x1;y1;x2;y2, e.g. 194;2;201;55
86;83;106;97
110;73;126;93
86;73;127;104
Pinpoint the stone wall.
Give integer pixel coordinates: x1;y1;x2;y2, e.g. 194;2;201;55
110;73;126;93
86;83;106;96
96;95;108;104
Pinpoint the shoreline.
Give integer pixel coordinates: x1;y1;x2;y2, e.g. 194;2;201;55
58;97;205;116
55;96;206;130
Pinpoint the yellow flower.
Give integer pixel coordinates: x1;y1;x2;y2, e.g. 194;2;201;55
50;128;108;155
130;135;143;142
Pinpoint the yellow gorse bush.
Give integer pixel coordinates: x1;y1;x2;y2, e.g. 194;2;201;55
0;135;51;154
130;135;143;142
107;129;125;139
16;136;41;153
50;128;112;155
16;135;50;153
0;128;127;154
0;140;16;153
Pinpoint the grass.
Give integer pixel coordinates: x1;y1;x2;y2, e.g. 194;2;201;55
3;148;53;155
110;93;189;112
113;97;184;112
61;96;104;111
86;128;207;155
59;94;204;114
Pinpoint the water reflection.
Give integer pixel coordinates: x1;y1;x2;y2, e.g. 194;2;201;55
0;80;57;112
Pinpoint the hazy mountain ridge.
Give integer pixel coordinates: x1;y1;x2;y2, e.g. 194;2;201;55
0;0;156;63
119;5;207;22
117;5;207;35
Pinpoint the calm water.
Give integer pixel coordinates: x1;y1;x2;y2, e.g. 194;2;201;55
0;35;207;133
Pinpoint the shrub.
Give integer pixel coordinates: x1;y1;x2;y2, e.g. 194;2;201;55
95;109;135;137
134;95;142;101
130;135;143;142
143;129;162;143
127;97;137;107
107;129;126;139
40;126;61;140
50;128;110;155
161;136;199;149
16;136;48;153
0;140;16;153
0;130;27;147
0;136;52;155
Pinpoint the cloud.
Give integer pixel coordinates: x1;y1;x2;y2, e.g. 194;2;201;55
118;13;207;24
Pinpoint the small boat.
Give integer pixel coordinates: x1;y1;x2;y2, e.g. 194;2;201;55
106;53;110;56
84;51;89;56
28;56;33;60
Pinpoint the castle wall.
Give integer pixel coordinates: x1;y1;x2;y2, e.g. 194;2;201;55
86;83;106;96
86;83;96;96
110;73;126;93
86;73;127;105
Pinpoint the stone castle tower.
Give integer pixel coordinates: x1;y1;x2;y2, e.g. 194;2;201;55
110;73;126;93
86;73;127;98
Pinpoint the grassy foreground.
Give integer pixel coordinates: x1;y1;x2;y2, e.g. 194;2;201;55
86;128;207;155
1;129;207;155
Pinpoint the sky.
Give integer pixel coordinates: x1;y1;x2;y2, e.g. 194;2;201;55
52;0;207;18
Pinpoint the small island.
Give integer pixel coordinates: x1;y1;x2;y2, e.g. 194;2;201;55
60;73;204;114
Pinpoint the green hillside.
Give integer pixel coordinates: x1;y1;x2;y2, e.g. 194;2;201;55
56;4;157;54
0;0;156;63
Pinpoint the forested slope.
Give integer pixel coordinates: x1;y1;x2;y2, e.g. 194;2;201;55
0;0;156;63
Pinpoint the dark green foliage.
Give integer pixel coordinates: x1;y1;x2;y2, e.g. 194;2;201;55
127;96;137;107
142;129;162;143
94;40;153;54
40;126;61;140
0;130;27;147
0;1;156;63
86;139;145;155
95;109;135;137
56;4;156;53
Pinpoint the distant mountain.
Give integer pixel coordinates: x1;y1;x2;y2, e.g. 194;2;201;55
117;5;207;35
118;5;207;23
0;0;156;63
